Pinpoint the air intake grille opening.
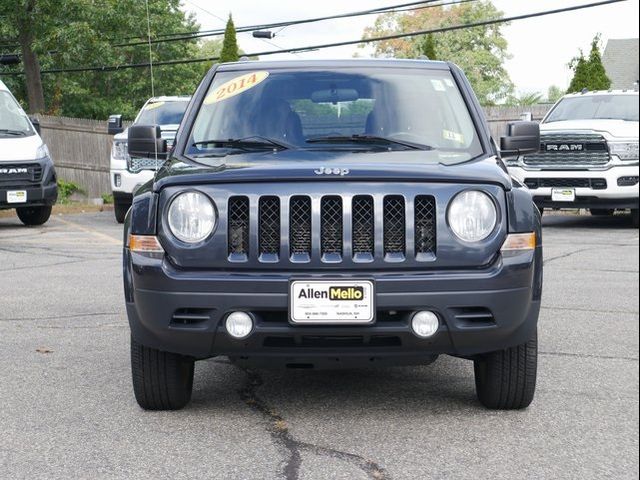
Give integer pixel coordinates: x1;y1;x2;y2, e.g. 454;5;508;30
290;196;312;257
259;196;280;256
352;196;374;257
383;196;406;256
228;196;249;256
321;196;343;257
415;195;436;256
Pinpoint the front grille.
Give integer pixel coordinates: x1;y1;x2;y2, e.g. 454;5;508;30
0;163;43;184
414;196;436;255
128;156;164;173
383;196;406;258
226;194;437;264
523;133;610;168
525;178;607;190
228;197;249;258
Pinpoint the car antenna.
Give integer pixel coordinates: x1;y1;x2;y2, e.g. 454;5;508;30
145;0;159;169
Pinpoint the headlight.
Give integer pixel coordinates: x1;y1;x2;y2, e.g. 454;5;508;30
609;141;639;161
167;191;216;243
448;190;497;242
112;140;129;161
36;144;51;161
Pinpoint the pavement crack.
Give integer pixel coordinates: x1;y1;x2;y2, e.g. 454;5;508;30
540;351;639;362
238;368;391;480
0;312;121;322
543;247;601;266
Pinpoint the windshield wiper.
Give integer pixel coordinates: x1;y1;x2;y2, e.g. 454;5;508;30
0;129;26;136
306;134;432;151
192;135;293;152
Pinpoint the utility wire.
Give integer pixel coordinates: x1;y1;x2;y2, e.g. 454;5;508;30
115;0;475;47
0;0;627;76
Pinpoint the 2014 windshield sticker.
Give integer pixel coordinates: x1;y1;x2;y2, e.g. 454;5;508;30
204;71;270;105
443;129;465;144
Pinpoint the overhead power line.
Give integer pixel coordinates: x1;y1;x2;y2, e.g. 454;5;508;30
0;0;627;77
115;0;476;47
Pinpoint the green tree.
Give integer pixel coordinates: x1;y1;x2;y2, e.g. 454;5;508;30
219;14;239;63
547;85;564;103
361;1;513;105
567;35;611;93
422;33;437;60
567;53;591;93
0;0;205;118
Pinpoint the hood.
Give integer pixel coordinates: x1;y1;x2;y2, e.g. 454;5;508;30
541;119;639;139
0;134;44;162
113;124;180;142
153;150;512;190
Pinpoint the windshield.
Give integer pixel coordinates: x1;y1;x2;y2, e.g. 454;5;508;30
545;95;639;123
0;91;34;136
136;100;189;126
186;67;483;164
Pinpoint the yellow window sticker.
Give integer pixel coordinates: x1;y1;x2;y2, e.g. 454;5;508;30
204;71;269;105
144;101;165;110
443;129;465;144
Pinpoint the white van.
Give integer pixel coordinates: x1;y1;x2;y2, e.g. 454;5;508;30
0;80;57;225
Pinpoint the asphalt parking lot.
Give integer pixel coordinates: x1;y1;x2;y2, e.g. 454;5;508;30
0;211;638;480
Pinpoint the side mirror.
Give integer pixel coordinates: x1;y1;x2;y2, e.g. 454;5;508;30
30;117;41;135
500;121;540;157
108;114;124;135
128;125;167;159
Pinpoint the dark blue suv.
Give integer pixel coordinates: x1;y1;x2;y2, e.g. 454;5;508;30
123;59;543;411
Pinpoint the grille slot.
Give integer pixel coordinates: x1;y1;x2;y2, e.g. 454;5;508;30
228;196;249;258
383;196;406;258
321;196;343;259
525;178;608;190
414;196;436;257
289;196;312;259
259;196;280;258
352;196;374;258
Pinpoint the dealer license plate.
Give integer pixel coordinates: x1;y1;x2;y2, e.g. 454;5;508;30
551;188;575;202
7;190;27;204
290;280;374;324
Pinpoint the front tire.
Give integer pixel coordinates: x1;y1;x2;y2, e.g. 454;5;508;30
131;337;195;410
16;206;52;226
114;201;129;224
474;331;537;410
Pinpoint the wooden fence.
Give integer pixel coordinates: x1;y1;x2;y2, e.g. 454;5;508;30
37;105;551;198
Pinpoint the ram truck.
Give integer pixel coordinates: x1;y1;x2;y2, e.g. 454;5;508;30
108;96;190;223
507;89;639;227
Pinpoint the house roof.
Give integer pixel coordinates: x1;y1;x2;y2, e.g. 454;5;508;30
602;38;639;89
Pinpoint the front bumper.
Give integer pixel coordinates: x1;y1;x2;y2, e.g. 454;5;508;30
125;248;542;363
509;165;639;209
0;159;58;209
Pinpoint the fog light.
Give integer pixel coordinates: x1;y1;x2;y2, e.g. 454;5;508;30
226;312;253;339
114;173;122;188
411;311;439;338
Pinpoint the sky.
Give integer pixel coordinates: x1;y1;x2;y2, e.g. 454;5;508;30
181;0;639;96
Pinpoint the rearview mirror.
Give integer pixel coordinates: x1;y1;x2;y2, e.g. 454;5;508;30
108;114;124;135
311;88;358;104
500;121;540;157
30;117;41;135
128;125;167;159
